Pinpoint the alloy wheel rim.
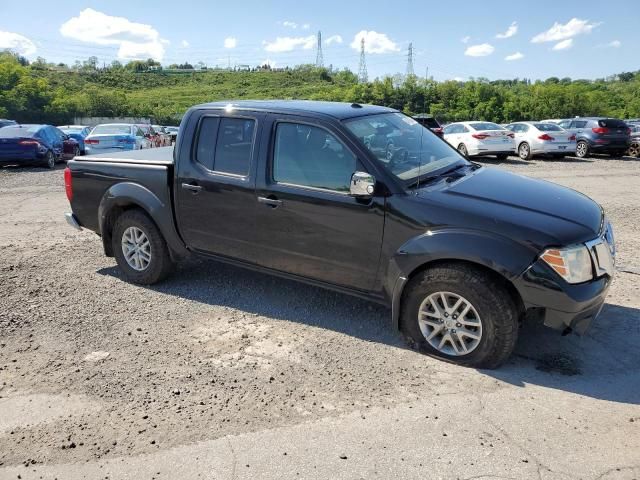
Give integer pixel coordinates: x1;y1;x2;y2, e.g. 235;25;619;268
418;291;483;356
520;144;529;158
121;226;151;271
577;143;587;156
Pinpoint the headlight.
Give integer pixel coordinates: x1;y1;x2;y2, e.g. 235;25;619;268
540;245;593;284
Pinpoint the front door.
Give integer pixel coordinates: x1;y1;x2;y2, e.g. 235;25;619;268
175;111;264;261
253;115;384;292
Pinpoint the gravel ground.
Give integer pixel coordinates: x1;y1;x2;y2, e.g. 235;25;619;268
0;155;639;479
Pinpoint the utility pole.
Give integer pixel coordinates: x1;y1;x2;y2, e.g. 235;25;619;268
406;42;415;79
315;31;324;67
357;38;368;83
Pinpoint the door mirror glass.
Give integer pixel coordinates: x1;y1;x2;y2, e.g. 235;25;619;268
350;171;375;197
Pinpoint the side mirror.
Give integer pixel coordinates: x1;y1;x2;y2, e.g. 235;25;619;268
350;171;375;197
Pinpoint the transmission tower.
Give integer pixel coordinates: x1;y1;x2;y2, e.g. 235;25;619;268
357;38;368;83
406;42;415;78
315;31;324;67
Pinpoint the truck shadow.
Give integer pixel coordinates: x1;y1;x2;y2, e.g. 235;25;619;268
99;259;640;405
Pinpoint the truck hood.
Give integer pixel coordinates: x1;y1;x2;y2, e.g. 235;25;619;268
416;166;603;249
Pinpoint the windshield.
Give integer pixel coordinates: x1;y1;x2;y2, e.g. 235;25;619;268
344;112;466;184
91;125;132;135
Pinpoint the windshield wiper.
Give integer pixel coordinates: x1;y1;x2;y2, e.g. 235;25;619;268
406;163;468;189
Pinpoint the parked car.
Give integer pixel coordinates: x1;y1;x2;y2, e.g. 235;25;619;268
0;119;17;128
64;100;615;369
540;119;563;125
53;127;82;160
85;124;151;155
136;124;162;147
557;117;631;158
505;122;576;160
0;124;68;168
442;121;515;159
58;125;91;154
626;123;640;158
152;125;172;146
165;126;179;144
413;114;443;137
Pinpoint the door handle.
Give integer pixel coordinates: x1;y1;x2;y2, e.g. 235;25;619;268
181;183;202;193
257;196;282;207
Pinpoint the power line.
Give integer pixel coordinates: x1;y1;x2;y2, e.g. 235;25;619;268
315;31;323;68
357;38;368;83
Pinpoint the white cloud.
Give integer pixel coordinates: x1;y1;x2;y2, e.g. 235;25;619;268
464;43;495;57
496;21;518;39
606;40;621;48
224;37;237;49
350;31;400;54
301;23;310;30
0;31;37;56
325;35;343;45
552;38;573;50
263;35;315;52
60;8;166;60
461;36;471;44
505;52;524;61
181;40;189;48
282;21;298;29
531;18;599;43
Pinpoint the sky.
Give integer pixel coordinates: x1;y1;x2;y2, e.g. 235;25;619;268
0;0;635;81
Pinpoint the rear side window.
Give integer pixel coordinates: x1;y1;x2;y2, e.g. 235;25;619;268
195;117;255;176
469;122;503;131
598;119;626;128
535;123;562;132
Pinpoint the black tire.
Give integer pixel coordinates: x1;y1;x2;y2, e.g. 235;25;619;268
400;263;519;369
518;142;532;160
457;144;468;157
496;153;509;161
43;150;56;169
112;209;174;285
575;140;589;158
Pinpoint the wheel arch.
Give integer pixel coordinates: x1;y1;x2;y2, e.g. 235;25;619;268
387;230;532;330
98;182;188;259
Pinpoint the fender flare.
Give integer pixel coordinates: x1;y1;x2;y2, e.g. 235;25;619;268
98;182;188;258
386;228;536;329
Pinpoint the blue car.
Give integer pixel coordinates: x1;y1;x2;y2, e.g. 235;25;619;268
0;124;66;169
58;125;91;155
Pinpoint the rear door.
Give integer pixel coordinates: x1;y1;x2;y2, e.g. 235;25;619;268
252;115;384;291
175;110;264;261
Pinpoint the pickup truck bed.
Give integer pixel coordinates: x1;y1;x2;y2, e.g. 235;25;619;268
76;146;174;165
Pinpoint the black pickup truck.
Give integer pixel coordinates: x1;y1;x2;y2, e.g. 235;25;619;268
64;100;615;368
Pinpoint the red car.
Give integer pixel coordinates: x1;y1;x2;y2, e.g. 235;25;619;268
54;127;81;160
413;114;444;138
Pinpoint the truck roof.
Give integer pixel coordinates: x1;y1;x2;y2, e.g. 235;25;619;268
193;100;396;120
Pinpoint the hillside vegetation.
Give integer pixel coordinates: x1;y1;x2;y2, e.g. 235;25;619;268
1;51;639;125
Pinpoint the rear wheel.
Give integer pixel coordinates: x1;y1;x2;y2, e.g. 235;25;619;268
400;263;519;369
628;143;640;158
43;150;55;169
575;141;589;158
457;144;468;157
518;142;532;160
112;209;174;285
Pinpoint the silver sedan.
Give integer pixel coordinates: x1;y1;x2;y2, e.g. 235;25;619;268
506;122;576;160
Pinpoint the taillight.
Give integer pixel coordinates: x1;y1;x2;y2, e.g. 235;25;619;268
472;133;490;140
18;140;40;146
506;132;515;138
592;127;609;134
64;167;73;202
85;139;99;144
538;134;555;141
568;134;576;141
433;128;443;134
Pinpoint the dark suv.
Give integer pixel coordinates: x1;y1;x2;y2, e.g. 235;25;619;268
558;117;630;158
413;114;443;137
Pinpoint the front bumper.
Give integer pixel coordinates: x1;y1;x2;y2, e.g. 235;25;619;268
514;260;612;335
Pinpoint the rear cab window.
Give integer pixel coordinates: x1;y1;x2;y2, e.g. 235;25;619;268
194;115;256;177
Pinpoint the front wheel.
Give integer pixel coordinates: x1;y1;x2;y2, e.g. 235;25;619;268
400;263;519;369
112;209;174;285
457;144;468;157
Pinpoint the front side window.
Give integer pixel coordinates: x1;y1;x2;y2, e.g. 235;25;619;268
345;113;465;185
273;122;356;192
571;121;587;128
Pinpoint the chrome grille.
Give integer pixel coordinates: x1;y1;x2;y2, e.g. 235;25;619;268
585;221;615;277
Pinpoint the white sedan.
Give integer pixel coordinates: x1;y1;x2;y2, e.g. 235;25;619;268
505;122;576;160
442;121;515;159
